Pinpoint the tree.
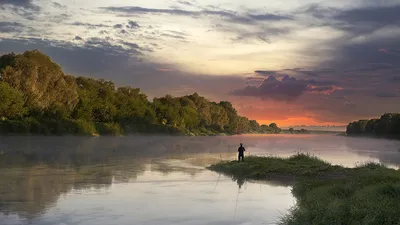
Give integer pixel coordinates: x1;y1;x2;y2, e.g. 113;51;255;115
0;82;26;119
0;50;79;111
0;50;284;136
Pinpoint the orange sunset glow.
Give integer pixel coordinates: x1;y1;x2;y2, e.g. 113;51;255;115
1;0;399;127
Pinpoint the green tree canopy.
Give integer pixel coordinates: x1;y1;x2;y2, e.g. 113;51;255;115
0;82;26;119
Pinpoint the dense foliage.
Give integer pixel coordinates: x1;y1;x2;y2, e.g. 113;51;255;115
0;50;281;136
346;113;400;139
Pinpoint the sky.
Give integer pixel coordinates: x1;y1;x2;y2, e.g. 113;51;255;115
1;0;400;126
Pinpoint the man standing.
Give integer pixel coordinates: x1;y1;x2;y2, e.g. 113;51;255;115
238;143;245;162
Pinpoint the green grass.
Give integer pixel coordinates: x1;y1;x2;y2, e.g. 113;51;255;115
208;154;400;225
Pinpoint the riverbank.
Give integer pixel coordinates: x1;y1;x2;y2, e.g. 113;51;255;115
208;154;400;225
0;118;281;136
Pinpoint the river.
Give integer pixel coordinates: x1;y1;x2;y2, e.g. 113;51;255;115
1;135;400;225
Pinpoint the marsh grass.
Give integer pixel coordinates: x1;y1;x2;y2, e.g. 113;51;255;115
208;154;400;225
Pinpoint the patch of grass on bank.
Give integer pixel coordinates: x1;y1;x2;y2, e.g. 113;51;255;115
208;154;400;225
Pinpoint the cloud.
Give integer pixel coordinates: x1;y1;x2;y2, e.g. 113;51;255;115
376;92;398;98
254;70;278;76
74;36;83;41
0;21;24;33
231;32;275;44
334;5;400;27
70;22;110;29
248;13;293;21
378;48;400;57
126;20;140;29
100;5;293;25
344;101;356;109
389;76;400;82
177;0;195;6
161;33;186;40
122;41;140;49
0;0;38;10
52;2;66;9
304;4;400;36
0;0;40;19
307;85;343;95
231;75;305;101
231;74;342;101
0;38;143;76
113;24;123;29
255;68;334;78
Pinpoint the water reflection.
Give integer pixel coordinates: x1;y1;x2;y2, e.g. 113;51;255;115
0;135;399;224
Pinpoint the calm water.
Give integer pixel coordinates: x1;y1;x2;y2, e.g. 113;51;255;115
1;135;400;225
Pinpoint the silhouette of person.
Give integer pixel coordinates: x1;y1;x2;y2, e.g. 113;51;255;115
238;143;245;162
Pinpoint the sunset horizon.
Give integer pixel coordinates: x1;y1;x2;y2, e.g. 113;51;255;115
1;0;400;126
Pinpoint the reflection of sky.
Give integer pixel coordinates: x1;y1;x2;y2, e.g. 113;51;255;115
1;135;400;224
4;170;294;225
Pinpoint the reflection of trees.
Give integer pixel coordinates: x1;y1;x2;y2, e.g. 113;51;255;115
0;166;113;219
0;135;267;219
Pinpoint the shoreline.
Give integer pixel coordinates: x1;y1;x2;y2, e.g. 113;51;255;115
208;154;400;225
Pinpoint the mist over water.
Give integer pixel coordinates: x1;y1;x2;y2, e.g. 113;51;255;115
1;135;399;225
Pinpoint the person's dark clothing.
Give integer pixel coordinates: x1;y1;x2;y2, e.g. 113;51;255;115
238;146;245;162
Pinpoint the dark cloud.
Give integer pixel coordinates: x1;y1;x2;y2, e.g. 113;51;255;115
231;75;308;101
0;0;38;10
126;20;140;29
232;34;272;43
48;13;70;23
52;2;66;9
304;4;400;36
113;24;123;29
344;101;356;109
167;30;188;36
101;6;195;16
0;21;24;33
248;13;293;21
255;68;335;78
74;36;83;41
301;4;338;19
0;0;40;19
254;70;278;76
70;22;110;29
324;36;400;72
335;5;400;26
100;6;293;25
177;0;194;6
389;76;400;82
122;41;140;49
0;38;142;76
161;33;186;40
231;75;340;101
376;92;398;98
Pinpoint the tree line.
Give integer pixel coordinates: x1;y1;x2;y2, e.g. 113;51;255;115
0;50;281;136
346;113;400;139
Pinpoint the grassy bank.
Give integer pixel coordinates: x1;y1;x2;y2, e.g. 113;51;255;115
208;155;400;225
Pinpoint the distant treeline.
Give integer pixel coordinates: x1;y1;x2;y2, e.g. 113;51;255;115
346;113;400;139
0;50;281;136
288;128;309;134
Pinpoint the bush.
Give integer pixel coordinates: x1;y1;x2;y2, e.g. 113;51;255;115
74;119;97;135
95;122;122;135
